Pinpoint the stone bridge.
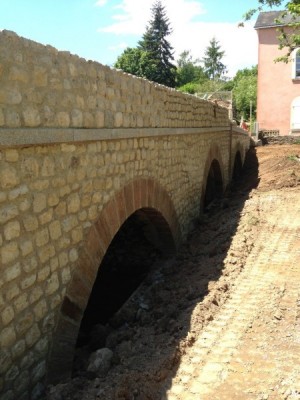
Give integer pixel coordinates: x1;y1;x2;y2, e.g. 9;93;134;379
0;31;250;400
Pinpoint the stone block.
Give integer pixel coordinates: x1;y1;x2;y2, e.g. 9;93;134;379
67;193;80;213
35;228;49;247
33;299;47;321
1;306;14;326
8;184;29;201
29;287;43;305
23;107;41;127
5;149;19;162
39;208;53;225
14;293;29;313
49;220;62;240
23;215;38;232
0;88;22;104
21;157;39;179
11;339;26;360
33;66;48;87
95;111;104;127
0;163;20;189
83;111;94;128
20;274;36;290
54;201;66;217
5;283;20;302
4;220;21;240
41;156;55;177
33;193;47;213
8;66;29;83
69;248;78;262
71;226;83;244
5;262;22;285
16;313;34;336
56;112;70;128
71;109;83;127
0;326;16;348
30;179;49;192
20;239;33;257
0;205;19;224
25;324;41;348
61;266;71;285
48;193;59;207
38;244;55;264
45;272;59;295
62;215;78;232
1;242;19;265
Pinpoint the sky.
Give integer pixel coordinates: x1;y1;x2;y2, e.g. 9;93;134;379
0;0;282;77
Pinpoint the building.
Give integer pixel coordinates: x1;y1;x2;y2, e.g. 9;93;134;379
255;11;300;135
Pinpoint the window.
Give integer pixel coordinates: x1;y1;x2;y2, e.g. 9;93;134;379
291;97;300;131
292;48;300;79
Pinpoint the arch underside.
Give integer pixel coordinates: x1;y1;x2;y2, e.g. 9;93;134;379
47;177;181;384
201;143;225;211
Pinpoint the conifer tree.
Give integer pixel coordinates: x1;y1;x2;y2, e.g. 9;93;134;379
138;0;176;87
202;37;227;80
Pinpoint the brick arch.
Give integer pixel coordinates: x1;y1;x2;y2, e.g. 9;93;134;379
47;177;181;384
200;144;225;211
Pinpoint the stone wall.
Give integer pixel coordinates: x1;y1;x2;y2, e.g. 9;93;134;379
0;30;250;400
0;30;228;131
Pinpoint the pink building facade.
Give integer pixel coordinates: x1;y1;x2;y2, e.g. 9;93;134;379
255;11;300;135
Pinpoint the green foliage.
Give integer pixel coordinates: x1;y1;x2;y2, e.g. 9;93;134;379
177;82;201;94
202;37;227;80
138;0;176;87
114;1;176;87
114;47;145;76
232;66;257;120
175;50;208;87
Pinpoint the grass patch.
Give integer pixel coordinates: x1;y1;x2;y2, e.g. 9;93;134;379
287;155;300;162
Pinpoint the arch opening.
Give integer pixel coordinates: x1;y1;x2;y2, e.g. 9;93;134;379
73;207;176;373
203;159;223;208
232;151;243;181
47;178;181;385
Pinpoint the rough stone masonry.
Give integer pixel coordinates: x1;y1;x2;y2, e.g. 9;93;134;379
0;30;250;400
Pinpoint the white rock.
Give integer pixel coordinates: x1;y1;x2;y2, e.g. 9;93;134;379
87;348;113;376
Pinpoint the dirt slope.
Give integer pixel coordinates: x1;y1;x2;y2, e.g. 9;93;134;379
47;144;300;400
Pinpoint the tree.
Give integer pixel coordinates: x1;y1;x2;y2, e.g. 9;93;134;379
244;1;300;61
232;66;257;121
202;37;227;80
114;47;145;76
138;0;176;87
176;50;208;87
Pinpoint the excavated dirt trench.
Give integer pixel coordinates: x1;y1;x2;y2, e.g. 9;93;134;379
47;143;300;400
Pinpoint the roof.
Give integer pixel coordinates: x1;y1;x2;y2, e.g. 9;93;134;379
254;10;300;29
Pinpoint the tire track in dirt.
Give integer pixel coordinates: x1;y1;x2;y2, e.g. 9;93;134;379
166;191;300;400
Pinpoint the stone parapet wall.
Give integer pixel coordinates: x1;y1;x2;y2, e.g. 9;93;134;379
0;30;228;131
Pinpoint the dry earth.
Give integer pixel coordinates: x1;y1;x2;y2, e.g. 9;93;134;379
47;143;300;400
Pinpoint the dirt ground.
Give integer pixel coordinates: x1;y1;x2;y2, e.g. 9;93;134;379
46;143;300;400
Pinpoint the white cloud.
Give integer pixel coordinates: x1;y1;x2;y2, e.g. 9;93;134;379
95;0;107;7
172;21;258;77
98;0;257;76
108;41;128;51
98;0;206;35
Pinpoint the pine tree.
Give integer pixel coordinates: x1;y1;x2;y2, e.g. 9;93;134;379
202;37;227;80
138;0;176;87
